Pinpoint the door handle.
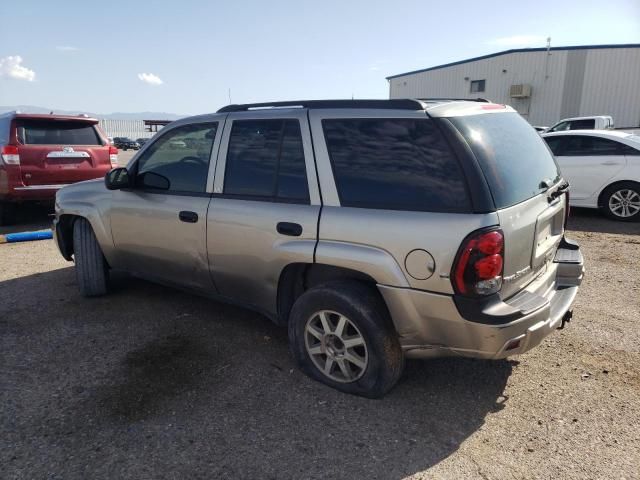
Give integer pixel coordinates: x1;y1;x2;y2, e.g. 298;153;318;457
601;161;618;166
179;211;198;223
277;222;303;236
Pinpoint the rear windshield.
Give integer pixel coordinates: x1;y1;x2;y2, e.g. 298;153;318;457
450;112;561;208
17;120;102;145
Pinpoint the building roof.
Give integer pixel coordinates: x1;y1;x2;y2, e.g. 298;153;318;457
386;43;640;80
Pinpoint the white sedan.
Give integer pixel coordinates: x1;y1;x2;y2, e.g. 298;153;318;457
542;130;640;221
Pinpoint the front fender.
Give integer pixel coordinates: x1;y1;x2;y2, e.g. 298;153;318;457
55;181;115;264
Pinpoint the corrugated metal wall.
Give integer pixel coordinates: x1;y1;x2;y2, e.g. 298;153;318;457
98;119;159;139
579;48;640;127
389;47;640;127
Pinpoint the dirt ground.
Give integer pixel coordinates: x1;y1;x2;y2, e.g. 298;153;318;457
1;207;639;479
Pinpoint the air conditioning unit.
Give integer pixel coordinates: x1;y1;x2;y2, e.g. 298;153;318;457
510;84;532;98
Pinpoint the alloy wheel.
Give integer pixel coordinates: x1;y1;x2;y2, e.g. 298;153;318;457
609;189;640;218
304;310;369;383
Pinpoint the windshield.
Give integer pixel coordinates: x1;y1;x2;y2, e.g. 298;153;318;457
450;112;561;209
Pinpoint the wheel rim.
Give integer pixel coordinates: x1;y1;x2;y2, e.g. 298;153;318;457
304;310;369;383
609;189;640;218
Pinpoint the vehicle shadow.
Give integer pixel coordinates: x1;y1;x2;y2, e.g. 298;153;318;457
1;268;513;479
567;207;640;235
0;203;53;235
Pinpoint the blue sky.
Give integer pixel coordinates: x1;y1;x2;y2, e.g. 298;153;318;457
1;0;639;115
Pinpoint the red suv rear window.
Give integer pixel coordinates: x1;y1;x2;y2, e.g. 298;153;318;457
17;120;102;146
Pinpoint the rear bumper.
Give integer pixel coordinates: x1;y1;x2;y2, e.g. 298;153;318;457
1;184;69;202
379;239;584;360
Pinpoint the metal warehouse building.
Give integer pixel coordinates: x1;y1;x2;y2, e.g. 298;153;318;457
387;44;640;128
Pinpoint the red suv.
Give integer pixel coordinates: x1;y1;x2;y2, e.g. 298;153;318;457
0;112;118;225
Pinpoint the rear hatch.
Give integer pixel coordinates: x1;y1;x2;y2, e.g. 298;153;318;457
449;111;567;299
15;118;112;186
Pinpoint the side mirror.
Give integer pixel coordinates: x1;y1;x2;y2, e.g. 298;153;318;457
105;167;131;190
138;171;171;190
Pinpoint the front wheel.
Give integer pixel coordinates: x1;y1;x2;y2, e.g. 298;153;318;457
73;218;109;296
288;281;404;398
601;182;640;222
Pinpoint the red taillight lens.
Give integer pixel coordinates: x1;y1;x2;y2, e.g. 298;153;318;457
1;145;20;165
108;146;119;166
475;254;503;279
453;229;505;296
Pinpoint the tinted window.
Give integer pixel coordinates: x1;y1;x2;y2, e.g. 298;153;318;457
562;136;621;156
544;136;564;156
224;119;309;202
18;121;101;145
569;119;595;130
451;112;561;208
322;118;470;212
470;80;486;93
136;122;217;193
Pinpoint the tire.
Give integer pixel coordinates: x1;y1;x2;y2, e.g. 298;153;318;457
73;218;109;297
288;281;404;398
0;202;16;226
600;181;640;222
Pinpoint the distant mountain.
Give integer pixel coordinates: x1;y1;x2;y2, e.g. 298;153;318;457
0;105;185;120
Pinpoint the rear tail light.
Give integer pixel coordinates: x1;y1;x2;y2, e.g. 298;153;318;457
1;145;20;165
452;228;504;297
108;146;119;167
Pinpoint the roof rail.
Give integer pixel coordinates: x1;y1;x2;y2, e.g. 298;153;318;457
217;99;426;113
418;97;490;103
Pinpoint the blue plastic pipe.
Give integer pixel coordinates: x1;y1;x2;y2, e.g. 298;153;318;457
0;229;53;244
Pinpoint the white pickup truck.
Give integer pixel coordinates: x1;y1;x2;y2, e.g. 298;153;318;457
546;115;614;133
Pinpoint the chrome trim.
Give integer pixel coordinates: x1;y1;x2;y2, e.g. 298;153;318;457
46;151;90;158
14;184;70;190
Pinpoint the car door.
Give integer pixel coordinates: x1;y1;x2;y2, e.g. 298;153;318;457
207;109;321;317
109;119;224;292
551;134;627;202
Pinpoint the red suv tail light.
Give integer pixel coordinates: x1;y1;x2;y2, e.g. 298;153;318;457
1;145;20;165
108;146;119;167
452;228;504;297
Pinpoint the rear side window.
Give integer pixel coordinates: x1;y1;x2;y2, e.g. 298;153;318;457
224;119;309;202
17;120;102;145
569;119;595;130
451;112;561;209
561;135;621;156
544;136;564;156
322;118;470;212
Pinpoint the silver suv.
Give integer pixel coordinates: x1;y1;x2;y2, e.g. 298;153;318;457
54;99;584;397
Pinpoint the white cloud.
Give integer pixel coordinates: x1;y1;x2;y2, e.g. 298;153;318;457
486;35;547;47
137;72;163;85
0;55;36;81
56;46;79;52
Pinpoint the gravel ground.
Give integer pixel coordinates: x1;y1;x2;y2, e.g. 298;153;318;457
1;208;639;479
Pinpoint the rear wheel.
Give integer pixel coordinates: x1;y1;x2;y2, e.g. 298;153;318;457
601;182;640;222
73;218;109;296
288;281;404;398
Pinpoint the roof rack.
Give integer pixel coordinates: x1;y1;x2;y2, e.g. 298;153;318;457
418;97;490;103
217;99;426;113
